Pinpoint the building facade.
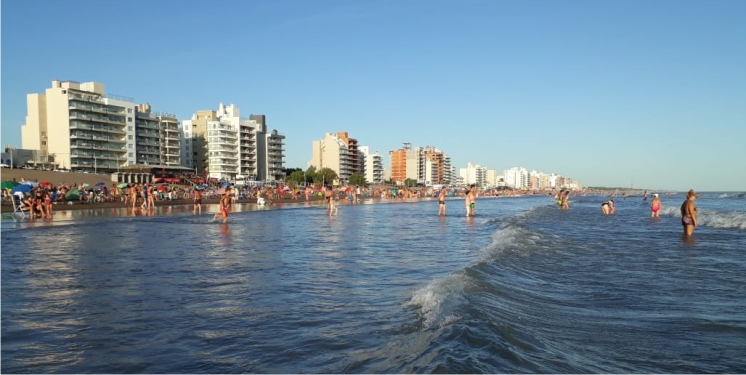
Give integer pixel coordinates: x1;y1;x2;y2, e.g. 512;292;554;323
308;132;360;181
389;143;452;185
358;146;384;184
180;104;283;181
21;80;136;172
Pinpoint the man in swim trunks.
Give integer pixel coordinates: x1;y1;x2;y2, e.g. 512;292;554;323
680;189;697;235
438;187;447;216
650;193;661;218
467;185;477;217
193;188;203;215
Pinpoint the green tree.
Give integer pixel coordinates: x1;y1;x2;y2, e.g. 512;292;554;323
349;173;367;187
286;170;305;187
314;168;338;186
403;178;418;187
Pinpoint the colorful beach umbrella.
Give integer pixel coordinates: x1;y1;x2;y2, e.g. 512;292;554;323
82;183;90;188
10;184;33;194
39;181;52;187
95;182;106;187
117;183;129;189
20;181;39;187
1;181;20;189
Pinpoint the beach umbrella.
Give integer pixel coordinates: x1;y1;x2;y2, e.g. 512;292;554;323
221;182;231;188
21;181;39;187
10;184;33;194
216;188;226;195
95;182;106;187
39;181;52;187
1;181;19;189
82;183;90;188
196;184;207;190
117;183;129;189
157;185;168;191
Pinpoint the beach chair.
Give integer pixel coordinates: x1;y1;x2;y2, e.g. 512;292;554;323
11;194;28;219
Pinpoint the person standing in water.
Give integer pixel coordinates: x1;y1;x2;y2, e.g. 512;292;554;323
437;187;447;216
213;188;231;223
681;189;697;236
650;193;661;218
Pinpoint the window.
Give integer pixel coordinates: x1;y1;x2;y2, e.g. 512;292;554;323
42;141;47;146
128;126;133;131
128;117;133;122
127;108;132;113
128;135;133;140
128;144;133;148
129;152;133;157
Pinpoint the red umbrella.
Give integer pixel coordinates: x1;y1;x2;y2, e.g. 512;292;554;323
39;181;52;187
157;185;168;191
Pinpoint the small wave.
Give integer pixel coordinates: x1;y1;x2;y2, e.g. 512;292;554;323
405;272;468;329
661;206;746;230
718;193;746;199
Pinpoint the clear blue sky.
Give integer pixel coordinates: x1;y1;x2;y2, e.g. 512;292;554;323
2;0;745;191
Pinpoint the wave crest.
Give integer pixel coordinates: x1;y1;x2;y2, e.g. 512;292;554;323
661;206;746;230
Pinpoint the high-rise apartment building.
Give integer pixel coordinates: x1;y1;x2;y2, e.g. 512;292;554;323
251;115;286;181
389;143;451;185
308;132;361;181
358;146;384;184
181;104;284;180
134;103;181;167
460;162;487;186
21;80;136;172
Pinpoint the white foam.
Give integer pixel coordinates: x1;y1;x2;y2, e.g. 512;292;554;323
405;272;467;329
661;206;746;230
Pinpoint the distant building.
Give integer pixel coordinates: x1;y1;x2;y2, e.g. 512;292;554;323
134;103;181;167
389;143;451;185
358;146;384;184
308;132;362;181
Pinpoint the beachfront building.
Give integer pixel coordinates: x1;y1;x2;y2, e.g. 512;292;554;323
21;80;137;172
252;115;287;181
134;103;181;167
180;104;284;181
389;143;452;185
503;167;529;189
460;162;488;187
308;132;361;182
358;146;384;185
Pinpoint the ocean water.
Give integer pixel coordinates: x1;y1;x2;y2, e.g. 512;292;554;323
2;192;745;373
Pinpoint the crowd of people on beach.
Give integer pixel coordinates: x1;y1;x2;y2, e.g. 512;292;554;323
4;174;700;238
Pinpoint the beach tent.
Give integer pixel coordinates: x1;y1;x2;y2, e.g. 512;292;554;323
65;188;80;201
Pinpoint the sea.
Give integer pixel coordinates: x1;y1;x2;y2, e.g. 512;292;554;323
2;192;745;373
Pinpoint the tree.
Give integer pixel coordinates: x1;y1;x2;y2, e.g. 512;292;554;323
348;173;367;187
403;178;418;187
286;170;305;187
315;168;338;186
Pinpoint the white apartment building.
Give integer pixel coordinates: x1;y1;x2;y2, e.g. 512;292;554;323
308;132;356;180
503;167;529;189
21;80;136;172
460;162;487;186
181;104;284;181
358;146;384;184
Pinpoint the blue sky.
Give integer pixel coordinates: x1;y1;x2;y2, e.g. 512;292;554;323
2;0;745;191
